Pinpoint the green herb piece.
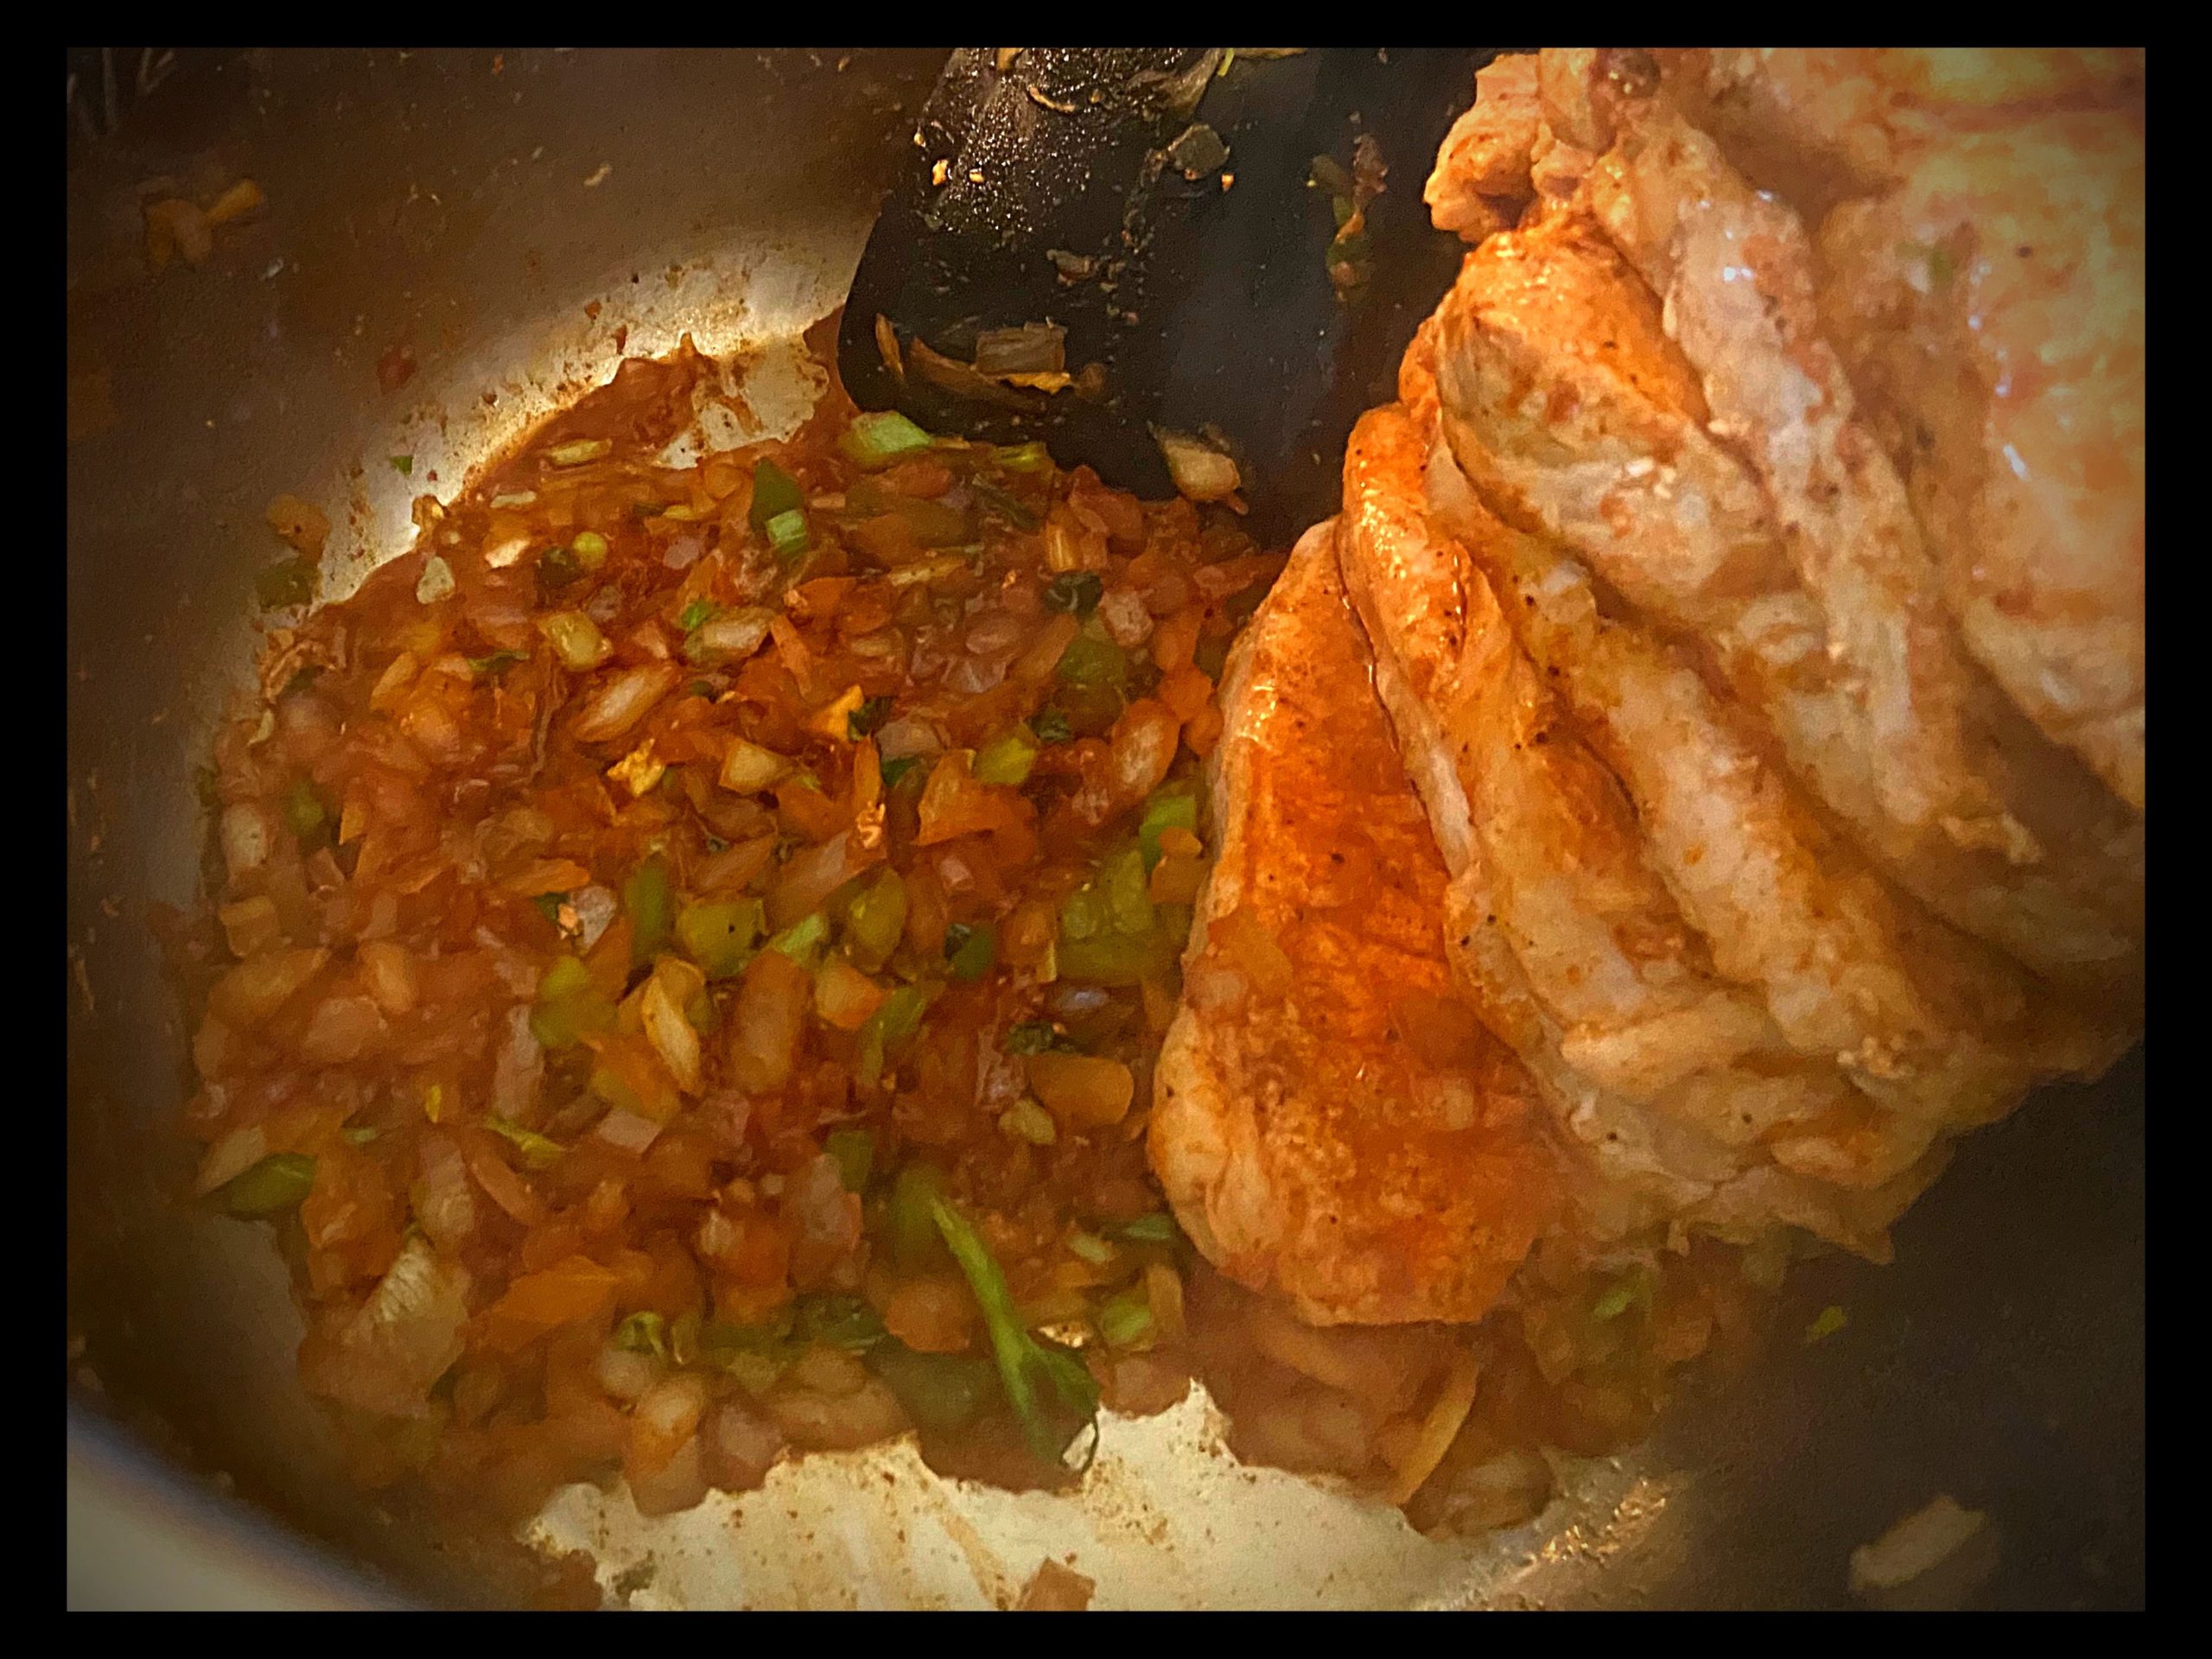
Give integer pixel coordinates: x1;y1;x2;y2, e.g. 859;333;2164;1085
218;1152;317;1218
537;956;591;1002
749;460;805;531
1112;1212;1179;1245
973;727;1039;786
1137;789;1198;869
622;855;674;964
825;1128;875;1192
842;869;908;973
613;1310;669;1358
1096;1290;1154;1349
943;922;998;982
765;909;830;966
856;983;931;1087
1029;709;1073;746
283;778;333;850
885;1163;949;1271
866;1341;998;1431
484;1116;566;1170
1004;1020;1072;1056
467;649;527;679
970;478;1039;530
1066;1231;1116;1265
793;1294;887;1351
839;410;934;469
675;899;763;979
849;695;894;740
931;1194;1101;1466
766;507;811;567
1055;628;1128;690
1592;1264;1656;1323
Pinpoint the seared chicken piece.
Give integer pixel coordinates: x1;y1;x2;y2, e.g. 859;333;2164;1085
1425;54;1543;242
1818;111;2146;809
1650;47;2144;204
1532;47;2145;811
1580;101;2028;863
1432;201;2142;992
1151;524;1559;1325
1335;397;1943;1257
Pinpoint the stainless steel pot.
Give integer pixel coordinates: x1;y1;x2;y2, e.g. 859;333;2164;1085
66;47;2145;1610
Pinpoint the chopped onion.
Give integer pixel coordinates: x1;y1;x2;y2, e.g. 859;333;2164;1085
663;528;706;570
704;1400;786;1491
219;802;275;883
295;993;386;1065
718;737;788;794
963;612;1026;656
791;1153;861;1253
1152;428;1242;503
571;886;620;952
685;607;775;666
628;1370;709;1470
873;715;940;762
208;947;330;1029
415;555;456;604
573;664;679;743
1386;1349;1481;1504
308;1236;470;1419
595;1109;664;1154
640;972;703;1094
596;1340;665;1404
489;1006;543;1122
945;652;1009;695
1097;588;1154;648
540;611;612;671
413;1134;479;1249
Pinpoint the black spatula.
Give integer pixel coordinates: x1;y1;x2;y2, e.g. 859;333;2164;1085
836;47;1500;546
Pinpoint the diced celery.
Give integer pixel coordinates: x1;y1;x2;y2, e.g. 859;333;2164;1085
839;410;934;468
219;1152;317;1218
748;461;804;532
825;1128;875;1192
1137;789;1199;869
973;727;1039;786
537;956;591;1003
766;910;830;966
676;899;763;979
944;922;998;982
766;508;811;566
1055;628;1128;690
622;855;674;964
842;869;907;971
1096;1290;1154;1348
